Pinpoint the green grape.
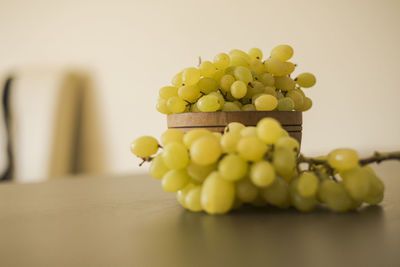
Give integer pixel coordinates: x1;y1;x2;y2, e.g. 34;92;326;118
213;69;225;83
159;86;178;99
130;136;159;158
236;178;258;203
149;154;169;179
241;104;256;111
285;62;296;75
161;129;184;146
297;97;313;111
183;129;212;148
250;70;260;81
185;186;202;212
230;55;250;68
237;136;268;162
277;97;295;111
224;122;245;134
275;136;299;152
250;160;276;187
177;183;196;208
245;81;265;99
273;147;296;180
263;86;277;97
248;48;263;60
233;100;243;108
256;117;282;144
199;61;216;78
182;67;201;86
201;171;235;214
229;49;251;63
231;80;247;99
264;57;289;76
198;77;218;94
327;148;359;172
251;192;268;207
274;76;296;91
254;94;278;111
290;179;317;212
234;66;253;85
167;96;186;113
197;94;221;112
294;87;306;97
295;72;316;88
220;74;235;93
286;90;304;110
190;135;222;165
222;102;241;111
218;154;248;181
171;72;183;88
213;53;231;70
270;44;294;61
341;166;370;201
190;102;200;112
187;162;216;183
364;166;384;205
208;91;225;109
318;180;354;212
178;85;200;102
240;126;257;137
224;66;236;76
220;131;241;153
259;73;275;87
249;59;265;75
213;132;222;142
280;129;289;137
261;176;290;208
156;98;171;114
161;169;190;193
297;172;319;198
162;142;189;170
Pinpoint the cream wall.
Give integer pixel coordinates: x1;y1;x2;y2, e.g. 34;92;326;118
0;0;399;175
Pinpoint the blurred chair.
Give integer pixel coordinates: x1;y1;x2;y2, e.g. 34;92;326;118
0;68;106;183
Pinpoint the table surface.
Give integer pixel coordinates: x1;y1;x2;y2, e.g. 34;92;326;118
0;162;399;267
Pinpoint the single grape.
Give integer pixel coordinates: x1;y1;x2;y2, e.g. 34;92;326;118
234;66;253;85
161;129;184;146
130;136;159;158
232;100;243;108
199;61;216;78
341;166;370;201
249;59;265;75
162;169;190;193
190;135;222;165
176;183;196;207
254;94;278;111
224;66;236;76
294;87;306;97
178;85;201;102
364;166;384;205
295;73;316;88
237;136;268;162
190;102;200;112
241;104;256;111
197;94;221;112
224;122;245;134
318;180;354;212
231;80;247;99
248;48;263;60
187;161;216;183
270;44;294;61
220;74;235;93
275;136;300;152
236;178;258;203
220;131;241;153
256;117;282;144
273;147;296;181
297;97;313;111
149;154;169;179
201;171;235;214
208;91;225;108
230;55;250;68
185;186;202;212
285;62;296;75
167;96;186;113
229;49;251;63
171;72;183;88
259;73;275;87
327;148;359;172
287;90;304;110
290;179;317;212
213;69;225;83
250;160;276;187
183;129;212;148
297;172;319;198
198;77;218;94
162;142;189;170
240;126;257;137
214;53;231;70
182;67;201;86
245;81;265;99
263;86;277;97
261;176;290;208
274;76;296;91
277;97;295;111
222;102;241;111
218;154;248;181
159;86;178;99
156;98;171;114
264;57;289;76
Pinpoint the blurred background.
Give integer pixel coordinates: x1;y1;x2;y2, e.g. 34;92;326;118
0;0;399;182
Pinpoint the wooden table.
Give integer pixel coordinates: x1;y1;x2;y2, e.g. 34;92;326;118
0;162;399;267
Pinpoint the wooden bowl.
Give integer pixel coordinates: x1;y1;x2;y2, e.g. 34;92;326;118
167;111;302;144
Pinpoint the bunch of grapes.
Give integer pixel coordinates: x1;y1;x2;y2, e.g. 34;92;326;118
130;118;385;214
157;45;316;114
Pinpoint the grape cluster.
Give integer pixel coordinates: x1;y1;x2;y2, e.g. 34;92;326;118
130;118;384;214
157;45;316;114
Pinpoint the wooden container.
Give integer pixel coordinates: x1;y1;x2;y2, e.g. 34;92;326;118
167;111;302;144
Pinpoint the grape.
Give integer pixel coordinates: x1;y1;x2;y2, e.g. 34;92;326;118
161;129;184;146
294;87;305;97
161;169;190;192
250;70;260;81
222;102;241;111
130;136;159;158
178;85;201;102
213;132;222;142
297;172;319;198
183;129;212;148
185;186;202;212
187;162;216;183
218;154;248;181
176;183;195;207
171;72;183;88
286;90;304;110
234;66;253;85
230;55;250;68
256;117;282;144
190;102;200;112
251;193;268;207
245;81;265;99
208;91;225;108
229;49;251;63
248;48;263;60
263;86;277;97
241;104;256;111
198;77;218;94
231;81;247;99
190;135;222;165
149;154;169;179
277;97;295;111
213;69;225;84
297;97;312;111
364;167;384;205
220;131;241;153
201;171;235;214
224;66;236;76
275;136;300;152
261;176;290;208
290;179;317;212
233;100;243;108
273;147;296;181
240;126;257;137
224;122;245;134
250;160;276;187
270;44;294;61
167;96;186;113
236;178;258;203
318;180;354;212
182;67;201;86
220;74;235;93
274;76;296;91
254;94;278;111
285;62;296;75
295;73;316;88
249;59;265;75
259;73;275;86
264;57;289;76
197;94;221;112
237;136;268;162
213;53;231;70
341;167;370;201
156;98;171;114
162;142;189;170
159;86;178;99
199;61;216;78
327;148;359;172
